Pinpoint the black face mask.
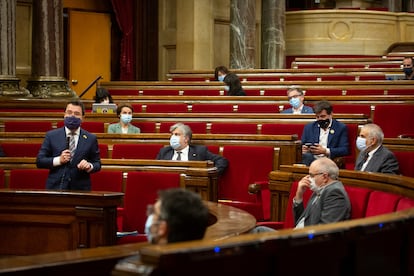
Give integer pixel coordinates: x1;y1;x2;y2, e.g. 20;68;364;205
317;118;330;129
403;67;413;76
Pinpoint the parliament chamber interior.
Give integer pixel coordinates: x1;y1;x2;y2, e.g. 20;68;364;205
1;0;414;275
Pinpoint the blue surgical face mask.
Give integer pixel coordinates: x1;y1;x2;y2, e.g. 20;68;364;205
170;135;181;149
218;75;225;82
224;85;230;91
289;97;301;109
120;114;132;124
64;116;81;130
356;137;367;151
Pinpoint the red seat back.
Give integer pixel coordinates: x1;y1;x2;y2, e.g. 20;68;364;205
393;151;414;177
344;186;372;219
91;170;123;192
210;123;258;134
237;104;279;113
57;121;105;133
373;104;414;137
9;169;48;189
396;197;414;211
159;122;207;134
1;143;42;157
112;144;164;159
365;191;401;217
122;171;182;233
191;104;234;113
219;145;276;220
99;144;109;159
132;122;157;133
0;169;4;188
261;123;305;139
145;103;189;113
4;121;53;132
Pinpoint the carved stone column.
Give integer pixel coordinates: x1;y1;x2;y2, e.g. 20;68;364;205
261;0;285;69
27;0;76;98
0;0;30;97
230;0;256;69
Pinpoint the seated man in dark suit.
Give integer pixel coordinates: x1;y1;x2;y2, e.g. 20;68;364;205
301;100;349;167
36;100;101;190
156;122;228;175
355;123;399;174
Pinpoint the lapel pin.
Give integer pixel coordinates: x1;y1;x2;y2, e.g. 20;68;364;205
330;129;335;134
83;134;87;139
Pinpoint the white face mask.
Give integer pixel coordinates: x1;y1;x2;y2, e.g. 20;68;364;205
356;137;367;151
170;135;181;149
309;177;319;192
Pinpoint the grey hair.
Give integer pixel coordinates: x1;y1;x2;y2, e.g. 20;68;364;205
363;123;384;144
317;157;339;180
169;123;193;142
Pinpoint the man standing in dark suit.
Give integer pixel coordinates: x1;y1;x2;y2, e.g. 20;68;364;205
156;123;228;175
36;100;101;190
355;123;399;174
301;100;349;167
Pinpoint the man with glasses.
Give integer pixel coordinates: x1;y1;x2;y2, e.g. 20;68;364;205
293;157;351;228
281;87;313;114
36;100;101;190
402;56;414;80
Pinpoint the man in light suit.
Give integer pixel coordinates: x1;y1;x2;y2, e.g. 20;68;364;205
36;100;101;190
156;123;228;175
293;157;351;228
281;87;314;114
301;100;349;167
355;123;399;174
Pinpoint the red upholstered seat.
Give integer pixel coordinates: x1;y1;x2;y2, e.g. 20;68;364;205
344;186;371;219
365;191;401;217
396;197;414;211
118;171;182;244
260;89;288;96
99;144;109;159
373;104;414;137
332;104;372;117
91;170;123;192
132;121;157;133
237;104;279;113
4;121;53;132
140;89;180;96
191;104;234;113
9;169;48;189
261;123;305;139
210;123;258;134
144;103;189;113
183;89;222;96
112;144;164;159
344;123;359;170
393;151;414;177
1;143;42;157
345;89;386;95
218;145;277;221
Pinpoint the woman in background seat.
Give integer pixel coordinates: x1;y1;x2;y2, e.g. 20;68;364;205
108;103;140;134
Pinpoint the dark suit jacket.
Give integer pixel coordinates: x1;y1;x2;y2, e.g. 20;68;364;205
294;181;351;227
355;145;400;174
281;105;314;114
301;119;349;159
156;145;228;175
36;127;101;190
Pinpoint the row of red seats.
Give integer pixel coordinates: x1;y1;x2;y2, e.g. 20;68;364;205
108;87;414;96
3;103;413;137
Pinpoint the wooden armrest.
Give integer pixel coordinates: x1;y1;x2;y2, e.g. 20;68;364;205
248;181;269;194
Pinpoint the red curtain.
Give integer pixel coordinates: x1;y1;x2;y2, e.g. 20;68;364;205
111;0;135;80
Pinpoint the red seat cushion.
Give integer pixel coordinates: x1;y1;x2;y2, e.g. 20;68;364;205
344;186;372;219
210;123;258;134
91;170;123;192
1;143;42;157
4;121;53;132
393;151;414;177
396;197;414;211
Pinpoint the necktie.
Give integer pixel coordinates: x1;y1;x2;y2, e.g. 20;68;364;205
357;152;369;170
69;132;76;159
176;151;182;161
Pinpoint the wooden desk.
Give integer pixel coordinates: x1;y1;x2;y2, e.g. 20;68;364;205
0;202;256;275
0;189;123;256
